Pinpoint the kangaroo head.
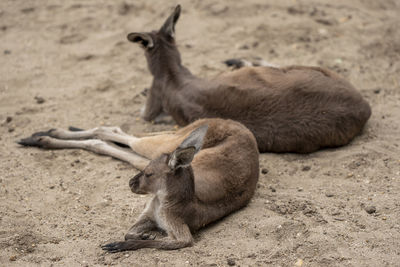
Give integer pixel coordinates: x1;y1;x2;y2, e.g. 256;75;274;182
129;124;208;195
126;5;181;74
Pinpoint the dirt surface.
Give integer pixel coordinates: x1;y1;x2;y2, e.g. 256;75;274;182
1;0;400;266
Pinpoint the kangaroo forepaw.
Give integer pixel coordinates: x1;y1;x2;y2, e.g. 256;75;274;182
101;241;126;253
102;241;140;253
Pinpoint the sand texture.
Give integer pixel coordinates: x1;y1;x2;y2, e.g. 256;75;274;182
1;0;400;266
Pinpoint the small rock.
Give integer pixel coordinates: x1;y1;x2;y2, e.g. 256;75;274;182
227;258;236;266
239;44;249;50
96;80;114;92
315;18;334;26
287;7;304;15
365;206;376;214
302;166;311;171
6;116;12;123
9;255;17;261
325;192;334;197
334;58;343;64
111;254;122;260
4;49;11;55
8;127;15;132
77;54;95;61
60;34;86;44
261;168;269;174
118;2;133;15
21;7;35;13
318;28;328;35
297;187;303;192
34;96;45;104
269;185;276;192
247;253;257;259
373;88;381;94
295;258;304;266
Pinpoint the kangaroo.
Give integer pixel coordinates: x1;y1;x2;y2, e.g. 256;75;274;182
128;5;371;153
18;118;259;251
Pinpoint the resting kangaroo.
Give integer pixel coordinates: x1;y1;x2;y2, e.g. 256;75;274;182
128;5;371;153
18;118;259;251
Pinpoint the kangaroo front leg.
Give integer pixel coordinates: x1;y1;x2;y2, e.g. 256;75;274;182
102;221;193;252
124;216;157;241
18;135;149;170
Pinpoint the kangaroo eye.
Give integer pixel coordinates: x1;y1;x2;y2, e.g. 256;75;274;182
145;173;153;177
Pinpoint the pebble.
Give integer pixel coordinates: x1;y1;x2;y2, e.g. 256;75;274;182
302;166;311;171
295;258;304;266
34;96;45;104
318;28;328;35
261;168;269;174
9;255;17;261
6;116;12;123
365;206;376;214
325;192;334;197
227;258;236;266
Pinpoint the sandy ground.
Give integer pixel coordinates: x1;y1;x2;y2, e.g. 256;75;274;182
1;0;400;266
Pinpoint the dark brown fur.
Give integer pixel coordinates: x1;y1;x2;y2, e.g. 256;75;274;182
128;5;371;153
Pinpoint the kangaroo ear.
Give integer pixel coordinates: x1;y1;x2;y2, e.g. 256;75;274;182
159;5;181;38
168;124;208;170
168;146;196;170
127;32;154;49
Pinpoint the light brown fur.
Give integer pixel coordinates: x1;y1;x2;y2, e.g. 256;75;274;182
18;118;259;251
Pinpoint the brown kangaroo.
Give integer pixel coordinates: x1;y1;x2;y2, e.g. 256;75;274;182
18;118;259;251
128;5;371;153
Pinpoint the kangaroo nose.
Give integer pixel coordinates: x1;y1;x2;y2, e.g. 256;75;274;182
129;171;143;189
129;177;135;188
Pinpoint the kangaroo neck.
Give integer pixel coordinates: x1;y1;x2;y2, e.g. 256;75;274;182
147;44;192;87
152;61;192;89
162;167;195;207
